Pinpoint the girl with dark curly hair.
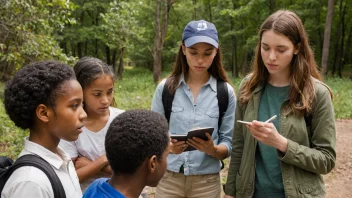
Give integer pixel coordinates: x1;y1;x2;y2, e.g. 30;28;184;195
2;60;87;198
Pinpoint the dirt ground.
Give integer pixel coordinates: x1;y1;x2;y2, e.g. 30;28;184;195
323;119;352;198
147;119;352;198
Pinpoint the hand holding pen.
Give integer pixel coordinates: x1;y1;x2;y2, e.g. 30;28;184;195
241;115;288;152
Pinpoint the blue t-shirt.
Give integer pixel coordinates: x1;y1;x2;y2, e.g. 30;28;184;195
83;178;126;198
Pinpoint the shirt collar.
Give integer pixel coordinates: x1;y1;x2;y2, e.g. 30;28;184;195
23;137;71;170
179;73;217;92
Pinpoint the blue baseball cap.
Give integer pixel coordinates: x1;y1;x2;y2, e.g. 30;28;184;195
182;20;219;48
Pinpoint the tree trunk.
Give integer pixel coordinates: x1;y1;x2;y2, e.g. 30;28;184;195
268;0;276;13
77;42;83;58
117;47;125;80
153;0;162;83
77;10;84;59
95;11;99;56
343;26;352;70
95;39;98;56
321;0;334;78
207;0;212;22
338;1;346;78
84;40;88;56
232;1;239;77
332;0;343;76
153;0;176;83
230;19;235;77
112;48;117;73
193;0;197;19
71;42;76;57
106;46;111;65
0;61;9;82
60;42;68;54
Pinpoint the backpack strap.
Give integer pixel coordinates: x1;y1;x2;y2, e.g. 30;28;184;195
216;80;228;170
0;154;66;198
216;80;229;129
162;78;174;124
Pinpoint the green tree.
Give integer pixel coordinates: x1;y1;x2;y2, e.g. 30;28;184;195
101;0;141;79
0;0;76;81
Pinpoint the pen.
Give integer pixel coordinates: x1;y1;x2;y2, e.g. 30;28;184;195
237;120;252;124
237;115;277;125
264;115;277;123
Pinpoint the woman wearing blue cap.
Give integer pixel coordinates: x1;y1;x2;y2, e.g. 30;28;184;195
151;20;236;198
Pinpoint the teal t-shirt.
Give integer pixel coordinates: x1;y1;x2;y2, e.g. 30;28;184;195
253;83;289;198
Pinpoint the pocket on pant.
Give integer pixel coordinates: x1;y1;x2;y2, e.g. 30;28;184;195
204;173;220;183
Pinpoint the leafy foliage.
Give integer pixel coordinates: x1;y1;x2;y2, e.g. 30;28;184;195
0;0;76;81
0;98;28;159
2;0;351;79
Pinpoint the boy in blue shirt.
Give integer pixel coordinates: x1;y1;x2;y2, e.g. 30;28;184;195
83;109;170;198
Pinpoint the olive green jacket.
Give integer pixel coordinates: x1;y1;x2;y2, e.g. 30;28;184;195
224;78;336;198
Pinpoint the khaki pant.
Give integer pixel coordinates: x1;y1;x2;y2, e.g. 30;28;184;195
155;171;221;198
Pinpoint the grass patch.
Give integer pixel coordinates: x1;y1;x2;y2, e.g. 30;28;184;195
325;78;352;119
115;66;157;110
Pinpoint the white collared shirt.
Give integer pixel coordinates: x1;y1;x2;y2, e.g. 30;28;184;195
1;138;82;198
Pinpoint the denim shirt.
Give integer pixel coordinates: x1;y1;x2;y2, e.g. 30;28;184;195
151;74;236;175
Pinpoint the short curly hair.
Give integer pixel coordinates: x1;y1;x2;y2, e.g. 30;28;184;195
4;61;76;129
105;109;169;174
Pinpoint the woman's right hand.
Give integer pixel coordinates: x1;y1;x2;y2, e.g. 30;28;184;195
224;195;235;198
169;139;187;154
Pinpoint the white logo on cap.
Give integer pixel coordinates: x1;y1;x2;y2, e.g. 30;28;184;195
197;22;207;31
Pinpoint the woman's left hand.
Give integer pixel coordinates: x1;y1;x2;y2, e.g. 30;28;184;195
247;120;288;152
186;133;217;155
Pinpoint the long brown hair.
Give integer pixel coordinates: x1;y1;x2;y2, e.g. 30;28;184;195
166;43;232;94
240;10;332;115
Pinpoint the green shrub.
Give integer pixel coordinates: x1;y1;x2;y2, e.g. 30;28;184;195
0;98;28;159
325;77;352;119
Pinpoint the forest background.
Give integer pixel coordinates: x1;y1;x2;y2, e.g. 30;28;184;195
1;1;352;196
1;0;352;190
